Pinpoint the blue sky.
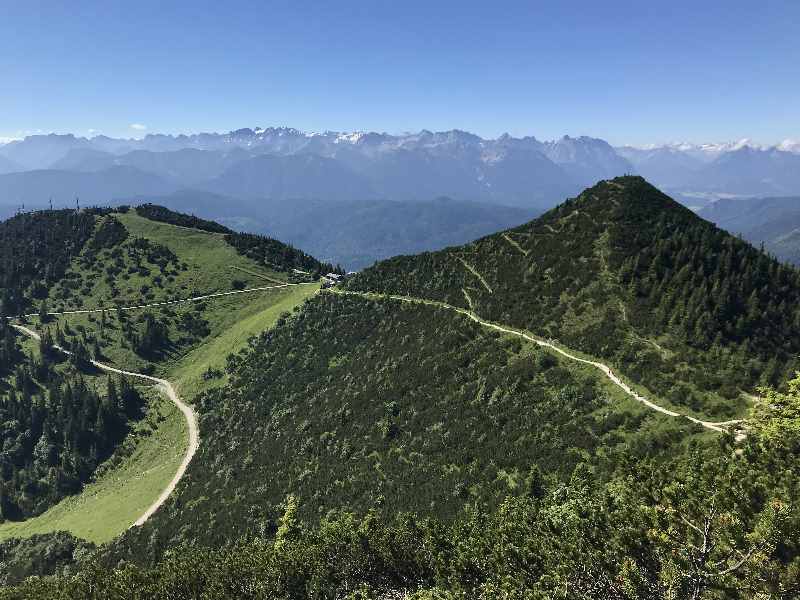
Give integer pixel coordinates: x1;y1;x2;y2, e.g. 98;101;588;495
1;0;797;145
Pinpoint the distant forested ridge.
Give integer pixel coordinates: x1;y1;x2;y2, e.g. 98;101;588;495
134;204;232;234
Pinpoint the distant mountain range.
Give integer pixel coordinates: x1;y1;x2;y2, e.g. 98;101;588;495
1;128;799;267
699;195;800;264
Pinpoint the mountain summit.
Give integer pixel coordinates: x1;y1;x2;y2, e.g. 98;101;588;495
351;176;800;411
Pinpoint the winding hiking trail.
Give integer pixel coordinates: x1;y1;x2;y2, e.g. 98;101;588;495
333;289;744;433
9;323;200;528
2;281;316;529
3;281;321;527
15;282;315;319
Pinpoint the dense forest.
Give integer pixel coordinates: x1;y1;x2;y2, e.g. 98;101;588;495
0;341;145;519
350;176;800;413
134;204;232;234
0;532;94;586
224;231;342;276
0;210;97;315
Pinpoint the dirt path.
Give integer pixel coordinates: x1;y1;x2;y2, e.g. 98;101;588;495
9;323;200;528
12;282;315;319
230;265;287;285
333;290;743;433
456;257;493;293
502;233;529;257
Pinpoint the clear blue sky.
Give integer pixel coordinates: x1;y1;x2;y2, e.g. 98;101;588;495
1;0;797;145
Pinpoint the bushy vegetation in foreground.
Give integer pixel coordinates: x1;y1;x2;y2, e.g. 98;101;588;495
5;393;800;599
0;532;94;586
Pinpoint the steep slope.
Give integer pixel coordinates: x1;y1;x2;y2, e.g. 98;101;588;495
350;176;800;412
93;180;777;566
5;180;800;597
103;286;697;565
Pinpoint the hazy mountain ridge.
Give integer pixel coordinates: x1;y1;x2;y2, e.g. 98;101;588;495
3;128;799;205
3;128;800;269
699;195;800;264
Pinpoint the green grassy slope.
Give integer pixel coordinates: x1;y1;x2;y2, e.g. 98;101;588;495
0;389;184;544
0;208;323;544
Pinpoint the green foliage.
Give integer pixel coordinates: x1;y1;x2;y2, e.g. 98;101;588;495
89;215;129;250
5;441;800;599
224;231;340;276
349;176;800;414
4;184;800;599
134;204;232;234
0;367;145;520
0;210;96;315
749;373;800;455
102;292;698;566
0;531;94;586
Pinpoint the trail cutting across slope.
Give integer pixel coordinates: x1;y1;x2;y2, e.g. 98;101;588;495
13;282;315;319
9;323;199;528
3;281;317;529
333;290;743;433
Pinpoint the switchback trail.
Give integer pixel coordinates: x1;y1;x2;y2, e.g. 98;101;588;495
9;323;200;528
332;289;743;433
3;280;316;528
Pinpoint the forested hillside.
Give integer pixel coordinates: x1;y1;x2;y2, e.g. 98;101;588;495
0;206;327;541
78;288;800;598
0;210;97;315
351;176;800;415
0;210;150;519
102;291;701;565
3;183;800;598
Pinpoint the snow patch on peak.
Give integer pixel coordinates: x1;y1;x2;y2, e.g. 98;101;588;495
777;139;800;153
335;132;366;144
